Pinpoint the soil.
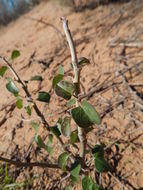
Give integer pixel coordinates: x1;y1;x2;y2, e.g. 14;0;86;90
0;0;143;189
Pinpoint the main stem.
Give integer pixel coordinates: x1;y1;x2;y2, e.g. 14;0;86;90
61;17;86;160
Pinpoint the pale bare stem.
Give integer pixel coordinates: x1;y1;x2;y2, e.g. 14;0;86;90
0;56;74;161
61;17;86;160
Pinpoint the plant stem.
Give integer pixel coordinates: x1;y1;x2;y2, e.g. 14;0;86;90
61;17;86;160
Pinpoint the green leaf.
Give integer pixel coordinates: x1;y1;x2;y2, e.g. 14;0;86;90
61;117;71;137
82;176;103;190
0;66;7;77
71;106;92;128
34;135;45;149
25;105;31;116
45;146;53;155
94;156;111;173
34;135;52;154
92;144;110;173
47;134;53;145
52;74;63;88
58;65;64;75
81;100;101;125
78;57;90;67
71;57;90;69
67;98;76;107
31;121;39;133
11;50;20;60
92;144;104;158
70;163;81;182
55;80;75;100
6;81;19;95
50;125;61;137
65;186;72;190
30;75;43;81
58;152;69;171
70;131;79;144
45;134;53;155
37;91;50;103
16;98;23;109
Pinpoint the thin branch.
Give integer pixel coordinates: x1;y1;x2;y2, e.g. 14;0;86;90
0;156;60;169
61;17;86;160
109;42;143;48
105;119;143;150
0;56;74;161
24;16;66;46
108;172;128;190
0;56;50;129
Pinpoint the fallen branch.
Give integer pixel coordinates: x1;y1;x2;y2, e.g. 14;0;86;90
109;42;143;48
0;156;60;169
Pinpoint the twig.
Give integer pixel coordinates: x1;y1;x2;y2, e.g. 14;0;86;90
61;17;86;160
108;172;129;190
24;16;66;46
0;156;60;169
78;61;143;100
109;42;143;48
105;121;143;150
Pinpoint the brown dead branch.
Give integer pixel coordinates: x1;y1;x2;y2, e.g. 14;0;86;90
0;156;60;169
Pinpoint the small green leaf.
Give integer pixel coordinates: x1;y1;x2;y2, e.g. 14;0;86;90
92;144;111;173
45;134;53;155
0;66;7;77
67;98;76;107
6;81;19;95
31;121;39;133
11;50;20;60
71;106;92;128
81;100;101;125
52;74;63;88
82;176;103;190
78;57;90;67
65;186;72;190
92;144;104;158
47;134;53;145
37;91;50;103
25;105;31;116
34;134;53;155
58;65;64;75
58;152;69;171
16;98;23;109
50;125;61;137
61;117;71;137
55;80;75;100
70;131;79;144
31;75;43;81
71;57;90;69
70;163;81;182
34;135;45;149
45;146;53;155
94;157;111;173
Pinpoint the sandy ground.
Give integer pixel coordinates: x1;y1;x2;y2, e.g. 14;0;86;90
0;0;143;189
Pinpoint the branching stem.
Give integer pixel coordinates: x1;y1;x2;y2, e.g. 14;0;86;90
0;56;74;162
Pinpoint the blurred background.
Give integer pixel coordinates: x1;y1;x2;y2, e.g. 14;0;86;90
0;0;130;25
0;0;39;24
